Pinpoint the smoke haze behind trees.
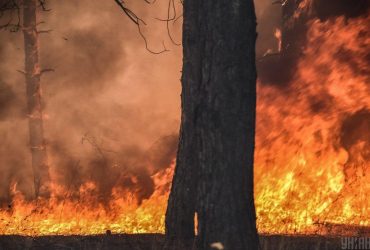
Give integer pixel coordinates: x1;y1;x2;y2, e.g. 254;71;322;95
0;0;280;205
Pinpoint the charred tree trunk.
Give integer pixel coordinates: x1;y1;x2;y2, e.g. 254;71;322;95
23;0;49;198
165;1;259;249
164;2;201;248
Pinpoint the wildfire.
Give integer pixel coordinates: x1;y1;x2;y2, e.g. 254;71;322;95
0;10;369;237
0;166;173;235
255;13;370;235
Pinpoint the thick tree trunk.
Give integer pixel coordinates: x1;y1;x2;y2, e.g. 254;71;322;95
23;0;49;198
165;1;259;249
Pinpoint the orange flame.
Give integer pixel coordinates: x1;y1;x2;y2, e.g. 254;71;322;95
255;13;370;235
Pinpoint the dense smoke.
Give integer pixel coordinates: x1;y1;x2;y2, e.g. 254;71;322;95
0;0;183;205
0;0;281;206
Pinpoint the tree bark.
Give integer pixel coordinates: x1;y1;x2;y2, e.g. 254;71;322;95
23;0;49;198
165;0;259;249
164;2;201;248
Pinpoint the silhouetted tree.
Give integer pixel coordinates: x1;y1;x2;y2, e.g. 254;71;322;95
165;0;259;249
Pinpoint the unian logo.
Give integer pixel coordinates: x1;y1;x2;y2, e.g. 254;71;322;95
341;237;370;250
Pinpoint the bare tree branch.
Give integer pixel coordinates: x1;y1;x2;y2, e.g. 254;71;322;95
38;0;51;11
40;68;54;75
1;0;50;31
37;29;52;34
0;0;21;31
81;133;107;163
16;69;26;75
114;0;146;25
114;0;169;54
153;0;182;46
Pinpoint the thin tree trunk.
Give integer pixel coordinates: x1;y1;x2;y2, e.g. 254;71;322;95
23;0;49;198
165;0;259;249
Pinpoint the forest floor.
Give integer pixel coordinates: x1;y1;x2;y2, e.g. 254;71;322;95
0;233;367;250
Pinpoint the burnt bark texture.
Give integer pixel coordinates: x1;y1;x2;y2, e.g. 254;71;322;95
165;0;259;249
23;0;50;198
